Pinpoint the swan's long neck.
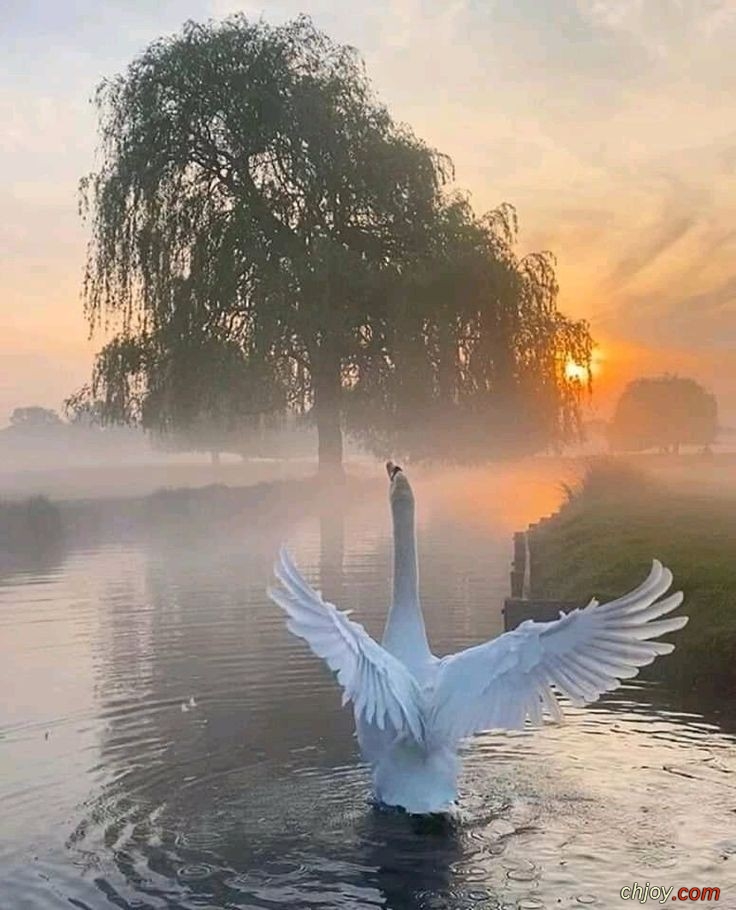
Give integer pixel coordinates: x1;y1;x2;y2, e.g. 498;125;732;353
382;492;431;666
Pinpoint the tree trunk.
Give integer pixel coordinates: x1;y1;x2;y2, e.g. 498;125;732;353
313;354;344;476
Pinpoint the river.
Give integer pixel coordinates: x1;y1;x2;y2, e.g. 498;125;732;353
1;466;734;908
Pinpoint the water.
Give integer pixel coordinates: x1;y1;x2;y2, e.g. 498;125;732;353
1;468;735;909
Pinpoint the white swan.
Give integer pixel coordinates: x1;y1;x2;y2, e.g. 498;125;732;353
268;462;689;814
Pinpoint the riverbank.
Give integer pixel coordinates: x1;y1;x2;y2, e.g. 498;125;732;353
0;472;375;574
528;462;736;700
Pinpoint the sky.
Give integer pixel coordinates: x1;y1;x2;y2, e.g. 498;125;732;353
2;0;735;425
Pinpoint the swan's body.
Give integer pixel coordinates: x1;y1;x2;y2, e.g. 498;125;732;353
268;463;688;814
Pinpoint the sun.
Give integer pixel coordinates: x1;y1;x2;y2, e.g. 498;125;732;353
565;359;590;382
565;348;604;383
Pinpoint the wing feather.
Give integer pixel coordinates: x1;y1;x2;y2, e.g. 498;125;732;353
430;560;687;743
268;547;426;743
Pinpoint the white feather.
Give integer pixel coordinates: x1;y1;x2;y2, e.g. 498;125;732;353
430;560;688;743
268;548;426;744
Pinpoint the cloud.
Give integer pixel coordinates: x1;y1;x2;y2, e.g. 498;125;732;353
608;213;695;288
660;274;736;348
575;0;736;58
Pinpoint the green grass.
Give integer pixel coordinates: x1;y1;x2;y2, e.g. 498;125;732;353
530;461;736;698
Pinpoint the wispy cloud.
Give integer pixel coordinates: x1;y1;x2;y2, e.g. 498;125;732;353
608;214;695;289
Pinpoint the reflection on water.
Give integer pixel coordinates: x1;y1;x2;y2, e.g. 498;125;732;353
1;467;735;909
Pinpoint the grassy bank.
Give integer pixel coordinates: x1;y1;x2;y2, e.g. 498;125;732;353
529;462;736;699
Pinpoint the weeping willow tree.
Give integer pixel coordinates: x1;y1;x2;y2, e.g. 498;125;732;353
80;13;591;468
79;15;447;472
344;196;594;461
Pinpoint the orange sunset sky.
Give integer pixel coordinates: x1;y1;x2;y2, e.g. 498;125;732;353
2;0;735;426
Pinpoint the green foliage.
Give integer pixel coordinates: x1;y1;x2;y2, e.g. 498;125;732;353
558;457;657;504
609;375;718;453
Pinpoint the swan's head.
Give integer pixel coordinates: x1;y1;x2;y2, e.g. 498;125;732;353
386;461;414;507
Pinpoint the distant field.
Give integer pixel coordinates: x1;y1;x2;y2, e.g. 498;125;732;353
529;461;736;701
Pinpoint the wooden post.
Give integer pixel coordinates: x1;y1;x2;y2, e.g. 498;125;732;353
510;531;526;597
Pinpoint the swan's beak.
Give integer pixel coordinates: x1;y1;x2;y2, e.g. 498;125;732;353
386;460;403;481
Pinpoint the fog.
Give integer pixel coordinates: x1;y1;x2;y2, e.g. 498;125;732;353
2;412;736;505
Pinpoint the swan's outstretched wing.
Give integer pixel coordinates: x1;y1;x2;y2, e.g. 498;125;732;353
267;548;425;743
431;560;687;743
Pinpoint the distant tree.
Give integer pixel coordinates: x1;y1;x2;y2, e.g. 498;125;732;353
8;407;63;430
80;15;446;473
609;375;718;454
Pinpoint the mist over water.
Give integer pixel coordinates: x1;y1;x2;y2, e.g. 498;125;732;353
1;463;735;908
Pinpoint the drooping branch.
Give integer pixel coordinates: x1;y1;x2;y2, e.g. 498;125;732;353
80;14;592;466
